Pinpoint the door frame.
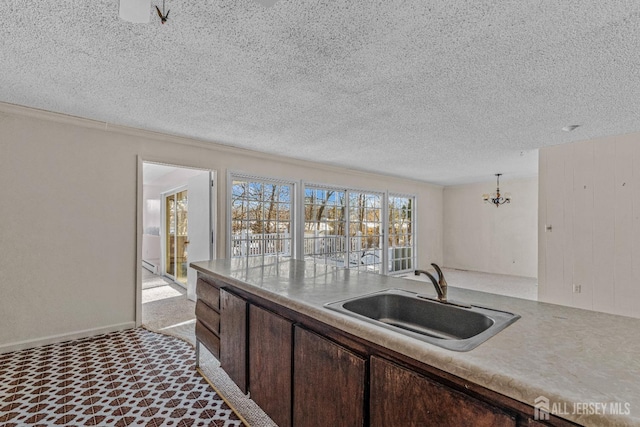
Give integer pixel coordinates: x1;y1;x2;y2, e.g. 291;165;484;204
136;156;217;327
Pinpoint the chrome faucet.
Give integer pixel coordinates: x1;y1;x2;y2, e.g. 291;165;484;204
415;263;448;302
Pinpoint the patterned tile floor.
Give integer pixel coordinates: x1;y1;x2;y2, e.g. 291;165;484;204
0;328;244;426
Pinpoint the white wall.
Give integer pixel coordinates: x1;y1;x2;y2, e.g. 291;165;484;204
143;184;162;236
0;102;443;351
142;168;208;266
539;133;640;319
443;177;538;278
142;184;162;264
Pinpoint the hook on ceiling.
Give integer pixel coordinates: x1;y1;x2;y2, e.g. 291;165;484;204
155;0;170;24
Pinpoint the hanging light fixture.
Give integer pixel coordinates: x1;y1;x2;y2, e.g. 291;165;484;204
482;174;511;207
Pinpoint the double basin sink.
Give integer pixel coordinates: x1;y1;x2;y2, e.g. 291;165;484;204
325;289;520;352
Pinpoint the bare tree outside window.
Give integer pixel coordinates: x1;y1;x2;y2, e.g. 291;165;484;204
349;192;382;272
304;188;347;267
231;179;415;275
231;177;293;259
388;195;415;273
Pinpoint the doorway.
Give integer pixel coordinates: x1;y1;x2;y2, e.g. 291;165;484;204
141;161;216;334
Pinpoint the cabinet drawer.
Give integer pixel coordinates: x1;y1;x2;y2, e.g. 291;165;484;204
196;300;220;335
196;320;220;359
196;278;220;309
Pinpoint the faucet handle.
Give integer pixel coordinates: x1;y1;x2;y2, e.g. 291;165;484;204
431;263;447;288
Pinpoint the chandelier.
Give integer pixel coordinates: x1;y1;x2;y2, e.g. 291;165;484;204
482;174;511;207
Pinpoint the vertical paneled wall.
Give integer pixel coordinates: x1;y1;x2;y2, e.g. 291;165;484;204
539;134;640;318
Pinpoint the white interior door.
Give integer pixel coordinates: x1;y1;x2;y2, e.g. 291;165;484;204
186;171;213;301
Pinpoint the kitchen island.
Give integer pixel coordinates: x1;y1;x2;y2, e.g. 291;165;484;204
192;257;640;427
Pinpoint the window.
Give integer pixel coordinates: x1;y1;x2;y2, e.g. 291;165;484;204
230;176;293;259
228;176;416;275
388;195;415;273
303;186;384;273
349;191;383;273
303;187;347;267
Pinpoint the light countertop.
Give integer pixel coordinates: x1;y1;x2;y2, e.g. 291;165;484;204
192;257;640;427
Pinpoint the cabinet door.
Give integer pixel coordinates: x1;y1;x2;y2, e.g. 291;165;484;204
293;326;366;427
220;289;248;393
249;305;293;427
370;356;516;427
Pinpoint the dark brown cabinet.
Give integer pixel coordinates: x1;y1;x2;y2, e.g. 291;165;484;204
220;288;248;393
249;305;293;427
195;272;579;427
293;326;366;427
370;356;516;427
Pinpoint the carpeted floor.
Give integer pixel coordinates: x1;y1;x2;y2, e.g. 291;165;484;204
0;328;244;426
142;272;174;290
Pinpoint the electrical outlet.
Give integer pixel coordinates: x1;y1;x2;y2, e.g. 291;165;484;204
573;284;582;293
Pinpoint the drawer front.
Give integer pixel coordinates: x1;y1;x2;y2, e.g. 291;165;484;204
196;300;220;335
196;320;220;359
196;278;221;309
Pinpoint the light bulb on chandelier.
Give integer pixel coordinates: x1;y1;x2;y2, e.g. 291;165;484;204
482;174;511;207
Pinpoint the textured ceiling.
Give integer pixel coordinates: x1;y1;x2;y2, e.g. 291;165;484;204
2;1;640;185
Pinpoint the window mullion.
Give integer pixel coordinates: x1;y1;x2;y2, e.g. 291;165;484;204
382;190;389;275
345;190;351;270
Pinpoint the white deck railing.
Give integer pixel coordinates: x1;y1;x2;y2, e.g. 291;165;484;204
231;231;291;256
232;231;412;272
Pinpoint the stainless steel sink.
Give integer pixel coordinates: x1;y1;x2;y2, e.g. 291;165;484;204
324;289;520;351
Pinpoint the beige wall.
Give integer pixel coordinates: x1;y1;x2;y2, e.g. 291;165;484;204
0;103;443;351
443;177;538;278
539;132;640;319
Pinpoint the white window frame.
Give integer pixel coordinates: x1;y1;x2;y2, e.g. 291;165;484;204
225;175;417;275
302;182;391;274
387;192;417;275
301;183;349;268
227;172;297;260
347;188;385;274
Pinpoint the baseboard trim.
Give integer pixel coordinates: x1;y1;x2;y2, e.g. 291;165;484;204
142;259;158;274
0;322;136;354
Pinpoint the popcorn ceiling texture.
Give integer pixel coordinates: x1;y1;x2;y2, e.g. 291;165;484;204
2;0;640;184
